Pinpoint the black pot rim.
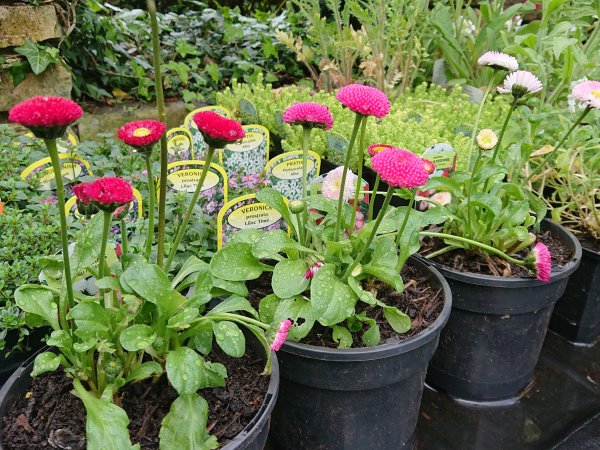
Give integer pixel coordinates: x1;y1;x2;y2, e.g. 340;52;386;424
280;256;453;362
419;219;582;288
0;348;279;449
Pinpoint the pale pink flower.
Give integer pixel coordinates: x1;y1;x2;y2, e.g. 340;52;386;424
270;319;292;351
370;148;430;189
531;242;551;282
283;102;334;130
354;211;366;233
477;51;518;72
430;192;452;207
497;70;543;97
322;167;357;202
570;80;600;110
336;84;391;118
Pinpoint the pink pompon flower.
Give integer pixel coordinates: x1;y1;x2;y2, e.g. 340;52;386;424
270;319;292;351
304;261;324;280
193;111;245;148
72;182;92;205
571;80;600;110
322;166;357;201
283;102;334;130
371;148;431;189
531;242;552;282
86;177;134;213
497;70;543;97
117;119;166;151
336;84;391;118
422;159;436;175
8;96;83;140
367;143;394;157
477;51;519;72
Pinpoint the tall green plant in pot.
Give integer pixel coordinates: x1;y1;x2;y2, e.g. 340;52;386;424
210;84;453;449
418;54;583;403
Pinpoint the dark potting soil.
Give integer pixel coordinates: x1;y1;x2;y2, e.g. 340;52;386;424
1;347;269;449
247;262;444;349
421;228;574;278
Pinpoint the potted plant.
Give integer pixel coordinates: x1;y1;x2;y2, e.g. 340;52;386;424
417;54;582;403
210;85;453;449
536;79;600;345
0;96;283;450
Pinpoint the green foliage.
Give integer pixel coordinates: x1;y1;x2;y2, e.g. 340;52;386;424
218;77;507;169
14;40;60;76
62;1;304;103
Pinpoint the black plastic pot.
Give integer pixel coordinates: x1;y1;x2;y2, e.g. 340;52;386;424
0;329;47;388
0;349;279;450
423;220;582;403
268;257;452;449
550;245;600;345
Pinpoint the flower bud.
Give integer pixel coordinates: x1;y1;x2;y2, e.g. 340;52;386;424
476;129;498;150
289;200;306;214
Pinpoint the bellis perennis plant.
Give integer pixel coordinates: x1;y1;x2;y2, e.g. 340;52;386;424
8;96;286;449
210;85;446;348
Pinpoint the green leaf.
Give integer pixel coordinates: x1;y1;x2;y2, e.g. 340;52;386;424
212;321;245;357
331;325;353;349
171;256;210;290
14;40;56;75
383;307;411;334
211;278;248;297
189;326;213;355
119;325;157;351
261;295;315;341
205;63;219;83
67;302;111;340
71;213;104;274
73;383;139;450
210;243;262;281
46;330;73;350
32;352;61;377
125;362;163;383
310;264;357;326
121;262;186;318
167;308;199;330
252;230;296;260
166;348;226;396
15;285;59;330
272;259;309;298
361;322;380;347
159;394;218;450
256;188;295;236
208;295;258;319
362;264;404;293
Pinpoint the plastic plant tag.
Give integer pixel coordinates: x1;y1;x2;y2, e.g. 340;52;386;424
159;160;228;217
184;106;233;160
264;150;321;200
217;193;288;249
23;131;79;153
65;188;143;222
219;125;269;180
239;98;259;124
327;132;349;156
421;143;456;177
21;154;92;191
166;127;193;162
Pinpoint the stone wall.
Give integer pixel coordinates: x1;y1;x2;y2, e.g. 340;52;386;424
0;3;72;111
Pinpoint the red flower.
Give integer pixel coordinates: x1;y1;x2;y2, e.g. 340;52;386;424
8;96;83;140
283;102;334;130
72;182;92;205
423;159;436;175
86;177;134;213
336;84;391;118
371;148;430;189
193;111;245;148
117;120;166;151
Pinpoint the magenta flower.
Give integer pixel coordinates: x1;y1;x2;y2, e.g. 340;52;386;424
270;319;292;351
283;102;334;130
531;242;551;282
336;84;391;118
370;148;431;189
367;143;394;157
8;96;83;140
303;262;324;280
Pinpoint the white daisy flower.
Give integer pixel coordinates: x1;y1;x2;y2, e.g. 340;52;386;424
476;129;498;150
322;166;357;202
477;51;519;72
570;79;600;110
497;70;543;97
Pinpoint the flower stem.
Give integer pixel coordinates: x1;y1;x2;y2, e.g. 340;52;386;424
419;231;525;266
465;75;495;170
144;155;156;261
44;139;72;331
525;106;591;184
146;0;168;268
165;147;215;272
295;210;306;248
120;219;128;260
367;173;380;222
301;127;312;200
395;188;416;247
466;150;484;233
99;211;112;304
490;95;519;164
334;114;363;241
350;117;368;234
342;185;394;280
